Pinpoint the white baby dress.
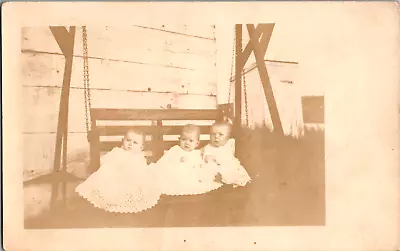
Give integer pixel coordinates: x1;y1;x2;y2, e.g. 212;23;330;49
202;139;251;187
153;145;223;196
75;147;161;213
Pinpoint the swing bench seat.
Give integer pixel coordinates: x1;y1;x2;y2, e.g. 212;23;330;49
87;106;232;173
86;105;249;214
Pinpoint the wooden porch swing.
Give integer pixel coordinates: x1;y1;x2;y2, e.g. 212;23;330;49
83;26;237;173
45;23;283;212
82;24;283;173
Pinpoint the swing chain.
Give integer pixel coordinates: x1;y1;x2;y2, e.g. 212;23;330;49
227;26;236;106
228;25;249;126
242;68;249;126
82;26;92;134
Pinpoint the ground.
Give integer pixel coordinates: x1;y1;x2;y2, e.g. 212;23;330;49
24;128;325;228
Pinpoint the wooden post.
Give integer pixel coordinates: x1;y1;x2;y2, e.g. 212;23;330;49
88;120;100;174
151;120;164;163
246;24;284;135
49;26;76;209
237;24;270;71
61;53;73;172
234;24;243;128
234;24;242;155
50;26;76;173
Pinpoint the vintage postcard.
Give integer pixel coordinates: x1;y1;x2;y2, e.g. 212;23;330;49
2;1;399;251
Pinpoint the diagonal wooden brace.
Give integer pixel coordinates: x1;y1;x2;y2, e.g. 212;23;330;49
234;24;243;136
246;24;284;135
237;24;274;71
50;26;76;173
50;26;76;57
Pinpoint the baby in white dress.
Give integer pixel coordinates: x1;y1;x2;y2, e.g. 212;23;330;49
75;129;161;213
202;121;251;187
155;124;223;196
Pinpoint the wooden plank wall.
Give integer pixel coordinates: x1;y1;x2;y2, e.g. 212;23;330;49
21;25;217;180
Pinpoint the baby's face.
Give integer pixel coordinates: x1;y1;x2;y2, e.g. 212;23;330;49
210;124;231;147
122;132;144;153
179;131;200;152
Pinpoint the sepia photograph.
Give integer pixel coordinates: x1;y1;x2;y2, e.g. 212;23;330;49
21;23;325;229
3;2;399;251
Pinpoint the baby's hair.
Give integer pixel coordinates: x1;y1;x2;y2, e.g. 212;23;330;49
181;124;201;139
124;129;145;140
211;121;233;136
212;120;232;128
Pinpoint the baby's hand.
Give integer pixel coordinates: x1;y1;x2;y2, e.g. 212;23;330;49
204;155;212;163
214;172;223;183
204;155;218;164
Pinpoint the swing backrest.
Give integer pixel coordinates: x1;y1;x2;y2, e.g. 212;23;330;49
88;107;232;171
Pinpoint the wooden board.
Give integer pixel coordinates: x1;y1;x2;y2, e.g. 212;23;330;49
20;52;217;95
99;140;210;153
131;24;216;40
22;86;217;133
91;108;220;121
95;125;212;136
100;134;211;141
22;25;216;54
21;26;216;71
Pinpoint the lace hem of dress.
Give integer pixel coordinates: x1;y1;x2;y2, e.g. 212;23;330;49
76;187;161;214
